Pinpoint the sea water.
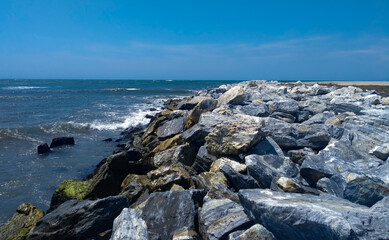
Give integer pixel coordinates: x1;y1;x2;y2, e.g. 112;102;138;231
0;79;241;224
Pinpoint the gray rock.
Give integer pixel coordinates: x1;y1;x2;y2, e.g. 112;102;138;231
218;86;246;105
372;145;389;161
191;145;217;173
110;208;149;240
228;224;275;240
296;110;310;123
231;102;270;117
269;112;296;123
203;184;240;203
172;227;201;240
332;102;365;114
147;164;193;190
287;147;314;165
27;196;129;240
303;112;335;125
199;199;252;240
195;172;228;191
245;154;299;188
273;99;299;114
153;144;197;167
182;124;210;147
250;136;285;158
316;174;349;198
185;98;218;129
141;190;206;240
157;117;184;139
49;137;75;148
239;189;389;240
344;177;389;207
221;165;260;191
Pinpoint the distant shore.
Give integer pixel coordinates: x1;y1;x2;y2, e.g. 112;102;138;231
314;81;389;86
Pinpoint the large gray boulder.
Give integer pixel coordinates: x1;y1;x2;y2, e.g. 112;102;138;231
191;145;217;173
344;177;389;207
228;224;275;240
27;196;128;240
221;165;260;191
249;136;285;158
217;85;246;105
231;102;270;117
157;117;184;139
152;144;197;167
110;208;149;240
239;189;389;240
182;124;211;147
141;190;206;240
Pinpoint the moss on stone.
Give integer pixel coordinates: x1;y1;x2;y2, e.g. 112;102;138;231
56;179;90;200
161;110;172;115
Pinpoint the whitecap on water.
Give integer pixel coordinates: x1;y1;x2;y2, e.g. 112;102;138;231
2;86;47;90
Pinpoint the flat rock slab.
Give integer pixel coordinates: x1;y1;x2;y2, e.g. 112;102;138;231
157;117;184;139
239;189;389;240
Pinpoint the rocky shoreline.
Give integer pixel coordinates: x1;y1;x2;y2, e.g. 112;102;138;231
1;80;389;240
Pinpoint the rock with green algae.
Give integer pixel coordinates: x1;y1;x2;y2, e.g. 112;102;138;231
0;203;44;240
48;179;90;212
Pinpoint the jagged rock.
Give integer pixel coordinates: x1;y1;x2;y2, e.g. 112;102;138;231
49;137;75;148
303;111;335;125
120;174;152;204
250;136;285;158
206;117;265;156
239;189;389;240
147;164;193;190
231;102;270;117
48;179;90;212
195;172;228;191
332;102;365;114
221;165;259;191
37;143;51;154
273;99;299;114
245;154;299;188
182;124;210;147
287;147;314;165
270;112;296;123
0;203;44;240
152;134;184;153
191;145;217;173
371;144;389;160
198;112;237;129
217;86;246;105
271;176;303;193
210;157;247;174
27;196;128;240
199;199;252;240
172;227;201;240
185;98;218;129
157;117;184;139
152;144;197;167
204;184;240;203
110;208;149;240
228;224;275;240
141;190;205;240
344;177;389;207
316;174;351;198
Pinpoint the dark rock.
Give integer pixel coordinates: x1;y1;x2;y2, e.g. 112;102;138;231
195;172;228;191
245;154;299;188
182;124;210;147
177;101;198;110
332;102;365;114
145;114;154;119
152;144;197;167
296;110;310;123
185;98;218;129
269;176;320;195
120;174;151;204
172;227;201;240
372;145;389;161
239;189;389;240
147;164;193;190
269;112;296;123
115;138;122;142
221;165;260;191
316;174;348;198
141;190;206;240
110;208;149;240
37;143;51;154
344;177;389;207
191;145;217;173
199;198;252;240
231;102;270;117
157;117;184;139
204;184;240;203
249;136;285;158
228;224;275;240
273;99;299;114
49;137;75;148
27;196;128;240
0;203;44;240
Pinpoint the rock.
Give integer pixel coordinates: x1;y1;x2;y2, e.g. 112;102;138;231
271;176;304;193
296;110;310;123
0;203;44;240
195;172;228;190
302;112;335;125
110;208;149;240
217;86;246;105
344;177;389;207
199;199;252;240
245;154;299;188
147;164;193;190
27;196;128;240
382;97;389;105
152;144;197;167
103;138;113;142
210;157;247;174
120;174;152;204
172;227;201;240
157;117;184;139
191;145;217;173
182;124;210;147
204;184;240;203
316;174;349;198
228;224;275;240
141;190;206;240
239;189;389;240
185;98;218;129
49;137;75;148
231;102;270;117
287;147;314;165
221;165;259;191
332;102;365;114
269;112;296;123
37;143;51;154
206;117;265;156
371;144;389;160
249;136;285;158
273;99;299;114
48;179;90;212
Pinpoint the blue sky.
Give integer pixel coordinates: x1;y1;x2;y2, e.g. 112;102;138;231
0;1;388;80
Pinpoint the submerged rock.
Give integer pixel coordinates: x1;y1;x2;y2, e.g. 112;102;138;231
49;137;75;148
110;208;149;240
37;143;51;154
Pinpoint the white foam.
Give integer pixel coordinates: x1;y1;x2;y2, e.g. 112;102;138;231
105;88;140;91
2;86;47;90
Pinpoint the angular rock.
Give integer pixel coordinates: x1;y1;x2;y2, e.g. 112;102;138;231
49;137;75;148
231;102;269;117
141;190;206;240
195;172;228;191
147;164;193;190
151;134;184;153
27;196;128;240
228;224;275;240
157;117;184;139
287;147;314;165
250;136;285;158
221;165;259;191
191;145;217;173
332;102;365;114
245;154;299;188
273;99;299;114
110;208;149;240
344;177;389;207
185;98;218;129
120;174;152;204
371;144;389;161
48;179;90;212
172;227;201;240
0;203;44;240
37;143;51;154
270;176;304;193
316;174;350;198
182;124;210;147
239;189;389;240
204;184;240;204
199;198;252;240
269;112;296;123
210;157;247;174
152;144;197;167
217;85;246;105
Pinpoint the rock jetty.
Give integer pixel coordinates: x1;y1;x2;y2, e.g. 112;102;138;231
1;80;389;240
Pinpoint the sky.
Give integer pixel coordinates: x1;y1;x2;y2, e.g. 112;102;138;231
0;1;388;80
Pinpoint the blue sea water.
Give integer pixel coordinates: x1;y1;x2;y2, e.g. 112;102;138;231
0;79;241;224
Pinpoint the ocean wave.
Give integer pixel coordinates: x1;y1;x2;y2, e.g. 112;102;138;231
104;88;141;92
2;86;47;90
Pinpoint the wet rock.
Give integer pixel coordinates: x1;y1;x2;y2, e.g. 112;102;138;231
182;124;210;147
141;190;205;240
120;174;152;204
217;85;246;105
210;157;247;174
185;98;218;129
27;196;128;240
228;224;275;240
239;189;389;240
147;164;193;190
152;144;197;167
37;143;51;154
344;177;389;207
245;154;299;188
221;165;259;191
250;136;285;158
191;145;217;173
157;117;184;139
49;137;75;148
48;179;90;212
0;203;44;240
110;208;149;240
195;172;228;190
199;199;252;240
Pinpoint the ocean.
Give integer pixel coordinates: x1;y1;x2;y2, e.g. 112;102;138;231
0;79;241;224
